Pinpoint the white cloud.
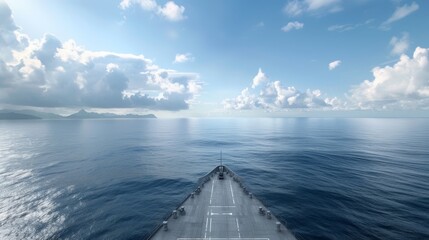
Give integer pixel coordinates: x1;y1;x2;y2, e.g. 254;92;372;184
382;2;419;27
349;47;429;110
139;0;158;10
251;68;267;88
223;88;256;110
281;21;304;32
390;33;409;55
306;0;341;11
329;60;341;70
283;0;342;16
328;19;373;32
0;3;200;110
119;0;185;21
174;53;193;63
224;48;429;112
158;1;185;21
120;0;157;10
187;79;202;95
119;0;132;9
224;69;330;110
328;24;353;32
284;0;305;17
106;63;119;72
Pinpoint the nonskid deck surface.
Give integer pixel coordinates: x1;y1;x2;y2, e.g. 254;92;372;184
148;166;296;240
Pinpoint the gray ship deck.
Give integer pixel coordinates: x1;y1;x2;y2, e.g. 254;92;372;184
147;166;296;240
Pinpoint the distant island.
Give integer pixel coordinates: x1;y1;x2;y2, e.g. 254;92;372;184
0;109;156;120
0;112;41;120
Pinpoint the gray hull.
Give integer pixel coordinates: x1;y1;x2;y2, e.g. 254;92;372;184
147;165;296;240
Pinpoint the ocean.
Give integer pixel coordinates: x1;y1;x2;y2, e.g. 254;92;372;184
0;118;428;240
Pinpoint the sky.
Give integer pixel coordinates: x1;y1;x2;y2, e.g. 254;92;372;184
0;0;428;117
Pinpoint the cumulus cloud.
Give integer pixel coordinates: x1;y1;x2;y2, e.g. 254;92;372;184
251;68;267;88
106;63;119;72
224;69;330;110
158;1;185;21
223;88;256;110
0;3;28;61
224;47;429;112
284;0;342;16
390;33;409;55
0;3;200;110
174;53;193;63
382;2;419;27
349;47;429;110
281;21;304;32
119;0;185;21
120;0;157;10
329;60;341;70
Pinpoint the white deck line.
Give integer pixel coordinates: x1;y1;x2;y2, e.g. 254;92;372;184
236;218;241;238
204;217;209;238
229;180;236;205
177;238;270;240
208;206;236;208
210;212;233;216
210;179;215;205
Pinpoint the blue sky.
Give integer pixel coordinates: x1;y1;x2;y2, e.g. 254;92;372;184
1;0;428;117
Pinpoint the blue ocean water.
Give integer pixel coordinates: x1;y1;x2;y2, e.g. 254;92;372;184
0;118;428;240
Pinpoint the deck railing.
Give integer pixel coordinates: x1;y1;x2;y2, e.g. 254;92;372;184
145;166;221;239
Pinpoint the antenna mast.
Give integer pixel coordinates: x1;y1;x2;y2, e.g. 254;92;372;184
220;150;223;166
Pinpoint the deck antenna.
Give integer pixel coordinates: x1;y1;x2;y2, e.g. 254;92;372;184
218;151;225;179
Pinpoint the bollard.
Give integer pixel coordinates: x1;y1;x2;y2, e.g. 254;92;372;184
191;192;195;198
276;221;281;232
267;211;272;219
163;221;168;231
259;207;264;215
172;210;177;219
249;193;253;199
180;206;185;215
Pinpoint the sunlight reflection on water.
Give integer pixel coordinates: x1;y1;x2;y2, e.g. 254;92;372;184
0;118;428;239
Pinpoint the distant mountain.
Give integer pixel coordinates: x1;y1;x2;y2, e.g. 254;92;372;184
67;109;103;119
0;109;157;120
0;112;41;120
66;109;157;119
1;109;64;119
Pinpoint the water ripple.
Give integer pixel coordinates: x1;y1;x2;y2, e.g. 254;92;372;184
0;118;428;239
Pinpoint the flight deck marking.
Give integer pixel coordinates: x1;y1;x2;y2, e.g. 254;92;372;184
204;217;209;238
210;180;214;204
177;238;270;240
209;218;212;233
210;212;233;215
229;180;236;205
236;218;241;238
209;206;236;208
